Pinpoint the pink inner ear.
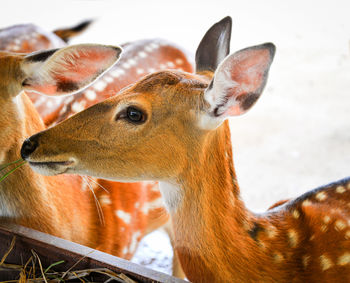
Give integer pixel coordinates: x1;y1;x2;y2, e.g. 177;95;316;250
53;48;116;83
226;105;242;116
229;49;270;94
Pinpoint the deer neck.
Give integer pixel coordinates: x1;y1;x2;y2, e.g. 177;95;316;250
161;121;282;282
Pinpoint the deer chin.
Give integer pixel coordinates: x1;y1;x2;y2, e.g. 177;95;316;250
28;160;75;176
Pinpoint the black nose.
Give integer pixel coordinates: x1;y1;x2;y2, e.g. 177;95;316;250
21;135;39;160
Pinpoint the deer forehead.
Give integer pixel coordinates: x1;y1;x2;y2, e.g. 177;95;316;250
77;71;210;127
124;70;209;110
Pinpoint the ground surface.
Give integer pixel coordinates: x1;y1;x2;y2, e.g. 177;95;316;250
1;0;350;276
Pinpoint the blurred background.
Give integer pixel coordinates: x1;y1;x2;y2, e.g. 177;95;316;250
1;0;350;275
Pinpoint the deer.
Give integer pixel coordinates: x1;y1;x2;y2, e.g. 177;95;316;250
0;43;176;267
1;22;192;277
0;22;65;53
0;20;92;52
21;16;350;282
0;20;91;113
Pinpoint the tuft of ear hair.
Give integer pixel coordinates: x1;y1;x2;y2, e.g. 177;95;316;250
195;16;232;74
200;43;276;130
22;44;122;96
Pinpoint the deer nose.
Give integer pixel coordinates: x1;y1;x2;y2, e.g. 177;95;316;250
21;135;39;160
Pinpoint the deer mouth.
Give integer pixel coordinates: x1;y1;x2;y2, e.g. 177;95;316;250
28;160;75;175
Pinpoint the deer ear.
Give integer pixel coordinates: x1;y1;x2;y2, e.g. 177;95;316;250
200;43;275;129
22;44;122;96
195;16;232;73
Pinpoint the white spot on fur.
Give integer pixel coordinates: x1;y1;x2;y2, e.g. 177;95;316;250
136;68;144;75
138;51;147;58
59;105;67;115
345;230;350;239
292;209;300;219
135;202;140;209
315;191;327;201
323;215;331;224
122;62;131;69
320;254;334;271
145;45;153;52
175;58;184;65
142;197;164;214
302;199;312;207
93;80;107;92
287;229;298;248
150;183;159;191
103;75;114;83
159;64;167;69
303;255;310;269
336;186;346;194
148;68;156;73
46;100;53;108
159;181;182;213
273;252;284;263
111;68;125;78
266;226;277;238
166;61;175;68
127;59;137;66
115;210;131;224
85;90;97;101
72;101;85;113
149;42;159;49
99;194;111;205
338;252;350;266
335;220;347;231
321;225;328;232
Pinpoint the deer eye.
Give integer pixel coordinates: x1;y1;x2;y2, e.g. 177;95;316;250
115;106;147;124
125;106;146;124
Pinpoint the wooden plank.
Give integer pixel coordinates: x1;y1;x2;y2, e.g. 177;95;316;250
0;223;186;282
